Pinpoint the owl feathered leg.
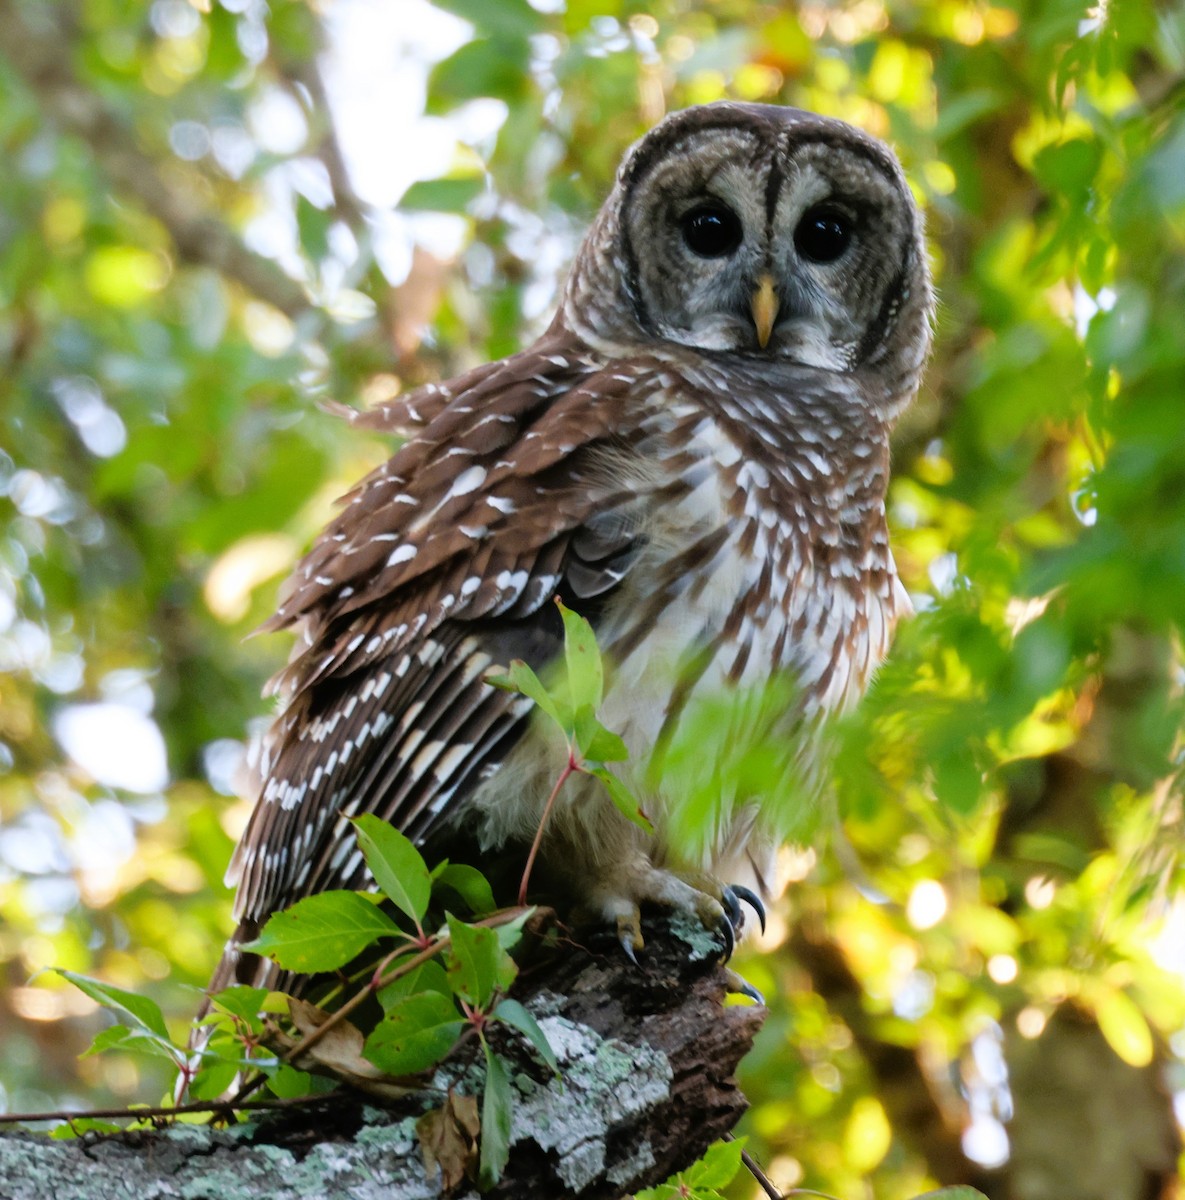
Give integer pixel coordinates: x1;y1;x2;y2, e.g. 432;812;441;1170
519;783;765;966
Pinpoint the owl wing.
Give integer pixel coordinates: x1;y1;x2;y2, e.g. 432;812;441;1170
226;330;662;950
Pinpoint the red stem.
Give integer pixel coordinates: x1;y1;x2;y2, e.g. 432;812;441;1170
517;752;577;906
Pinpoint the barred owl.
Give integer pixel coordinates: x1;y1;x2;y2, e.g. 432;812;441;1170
208;101;932;997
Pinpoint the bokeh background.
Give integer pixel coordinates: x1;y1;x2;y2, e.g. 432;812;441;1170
1;0;1183;1196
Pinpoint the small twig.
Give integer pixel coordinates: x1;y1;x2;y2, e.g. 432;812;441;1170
288;943;438;1058
0;1092;335;1128
728;1131;845;1200
217;940;446;1114
743;1149;785;1199
726;1133;784;1200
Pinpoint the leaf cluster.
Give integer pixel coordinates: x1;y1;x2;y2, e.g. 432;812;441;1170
61;813;554;1189
488;599;651;835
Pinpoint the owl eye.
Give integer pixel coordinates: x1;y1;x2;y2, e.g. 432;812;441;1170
794;206;853;263
680;205;743;258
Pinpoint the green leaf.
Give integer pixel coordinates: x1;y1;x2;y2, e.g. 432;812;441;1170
429;37;531;109
574;705;628;762
487;658;568;728
241;890;402;973
912;1190;990;1200
364;991;465;1076
1094;986;1154;1067
265;1064;315;1099
446;913;517;1008
429;0;542;38
207;984;270;1032
585;765;654;833
932;750;984;816
932;90;1004;139
433;862;497;915
295;194;330;260
378;959;452;1011
187;1056;241;1101
1033;138;1102;203
492;909;533;952
684;1138;746;1189
188;1028;248;1066
558;601;603;710
479;1038;513;1188
50;1118;123;1138
54;970;170;1040
268;0;318;56
82;1023;179;1063
349;814;432;925
400;176;484;213
492;998;558;1073
635;1139;746;1199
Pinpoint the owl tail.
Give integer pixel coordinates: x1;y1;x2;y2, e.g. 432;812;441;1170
179;919;278;1100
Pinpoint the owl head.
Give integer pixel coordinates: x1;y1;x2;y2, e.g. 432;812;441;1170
561;102;933;410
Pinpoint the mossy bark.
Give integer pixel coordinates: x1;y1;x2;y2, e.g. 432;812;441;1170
1;918;763;1200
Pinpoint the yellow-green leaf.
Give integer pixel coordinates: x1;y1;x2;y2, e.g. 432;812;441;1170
1095;986;1154;1067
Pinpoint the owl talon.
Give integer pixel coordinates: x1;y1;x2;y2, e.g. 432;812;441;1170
724;969;765;1006
619;932;640;965
719;885;744;933
595;867;759;967
730;884;766;934
616;913;644;965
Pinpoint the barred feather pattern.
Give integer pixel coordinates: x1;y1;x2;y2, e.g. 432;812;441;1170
207;101;933;1000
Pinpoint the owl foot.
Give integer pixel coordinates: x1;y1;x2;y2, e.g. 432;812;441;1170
594;864;762;965
671;870;768;956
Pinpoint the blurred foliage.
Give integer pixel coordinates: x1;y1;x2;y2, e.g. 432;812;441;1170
0;0;1183;1197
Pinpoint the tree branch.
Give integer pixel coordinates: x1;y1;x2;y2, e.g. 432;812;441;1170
1;918;764;1200
267;36;370;233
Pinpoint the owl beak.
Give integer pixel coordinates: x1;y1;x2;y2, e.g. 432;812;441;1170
750;274;779;349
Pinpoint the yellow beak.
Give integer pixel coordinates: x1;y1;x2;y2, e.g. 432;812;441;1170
750;274;779;349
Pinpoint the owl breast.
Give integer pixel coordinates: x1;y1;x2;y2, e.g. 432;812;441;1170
491;373;910;886
599;371;907;724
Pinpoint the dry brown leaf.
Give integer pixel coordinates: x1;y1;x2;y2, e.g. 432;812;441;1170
417;1090;481;1192
259;997;417;1101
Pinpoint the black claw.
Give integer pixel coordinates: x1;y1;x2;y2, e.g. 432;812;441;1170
717;911;736;962
730;884;766;934
725;971;766;1005
719;885;744;932
740;980;765;1005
